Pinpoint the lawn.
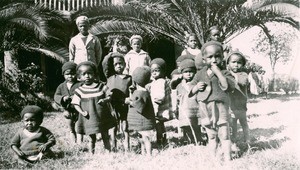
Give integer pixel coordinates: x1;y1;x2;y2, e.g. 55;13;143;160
1;94;300;169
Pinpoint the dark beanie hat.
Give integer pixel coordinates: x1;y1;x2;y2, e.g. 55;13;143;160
20;105;43;120
150;58;166;68
77;61;97;73
132;66;151;87
176;54;194;63
179;59;195;73
194;53;205;70
201;40;223;54
62;61;77;74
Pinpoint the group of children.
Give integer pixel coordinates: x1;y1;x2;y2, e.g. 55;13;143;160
10;16;251;164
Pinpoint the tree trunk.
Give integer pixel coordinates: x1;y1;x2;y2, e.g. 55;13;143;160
3;50;19;92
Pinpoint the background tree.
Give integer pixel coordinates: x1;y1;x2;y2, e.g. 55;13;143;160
0;0;69;90
71;0;299;48
252;23;298;90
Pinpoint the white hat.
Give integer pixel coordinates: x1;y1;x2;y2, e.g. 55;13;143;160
76;16;89;25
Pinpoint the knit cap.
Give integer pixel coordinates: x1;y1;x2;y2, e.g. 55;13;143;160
76;61;97;73
129;35;143;44
20;105;43;120
62;61;77;74
226;51;246;66
132;66;151;87
178;59;195;73
176;54;194;63
194;53;205;70
201;40;223;54
76;16;89;25
150;58;166;70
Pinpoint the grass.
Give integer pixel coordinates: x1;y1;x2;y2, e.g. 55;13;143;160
1;94;300;169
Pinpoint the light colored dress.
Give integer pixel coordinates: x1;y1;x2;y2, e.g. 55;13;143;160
124;49;151;75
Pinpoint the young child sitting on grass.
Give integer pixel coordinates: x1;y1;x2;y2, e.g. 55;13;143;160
71;61;116;154
11;105;56;165
54;61;80;144
226;51;250;149
126;66;156;156
189;41;235;161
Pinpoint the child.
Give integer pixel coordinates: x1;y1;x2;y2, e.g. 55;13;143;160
123;35;151;75
181;33;201;57
226;51;250;147
147;58;172;146
11;105;56;164
106;54;132;152
71;61;115;153
54;61;80;143
190;41;235;161
126;66;156;155
102;36;129;78
69;16;102;66
175;59;202;145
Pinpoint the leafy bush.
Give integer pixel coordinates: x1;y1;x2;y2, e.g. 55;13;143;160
0;62;53;115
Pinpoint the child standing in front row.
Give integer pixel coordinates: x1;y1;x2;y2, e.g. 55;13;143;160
11;105;56;165
126;66;156;156
226;51;250;147
175;59;202;145
123;35;151;75
106;54;132;152
190;41;235;161
54;61;80;144
148;58;172;146
71;61;115;154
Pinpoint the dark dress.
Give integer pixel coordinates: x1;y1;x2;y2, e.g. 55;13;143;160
127;89;156;131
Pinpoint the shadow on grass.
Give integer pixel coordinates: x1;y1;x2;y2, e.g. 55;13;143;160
237;125;289;156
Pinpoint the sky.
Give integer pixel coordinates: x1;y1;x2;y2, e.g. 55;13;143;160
228;23;300;80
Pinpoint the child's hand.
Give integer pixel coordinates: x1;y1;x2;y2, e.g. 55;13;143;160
81;111;89;117
210;64;221;74
63;96;70;102
196;82;207;92
38;144;48;152
15;149;25;157
124;98;131;105
97;99;107;105
154;98;163;104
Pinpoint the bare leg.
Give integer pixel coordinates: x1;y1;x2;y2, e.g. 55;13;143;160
101;130;111;152
205;126;218;157
109;127;117;152
77;134;84;144
89;134;96;154
239;117;250;143
219;124;231;161
143;135;152;156
122;121;129;152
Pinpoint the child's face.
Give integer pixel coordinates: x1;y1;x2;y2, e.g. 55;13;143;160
203;45;223;68
77;21;89;36
78;65;95;85
182;68;195;82
227;54;244;73
113;57;125;74
22;113;41;132
64;69;76;83
187;36;197;49
210;29;221;41
131;39;142;52
151;64;163;80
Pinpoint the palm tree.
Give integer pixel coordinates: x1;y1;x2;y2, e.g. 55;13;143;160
0;0;70;90
71;0;298;48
